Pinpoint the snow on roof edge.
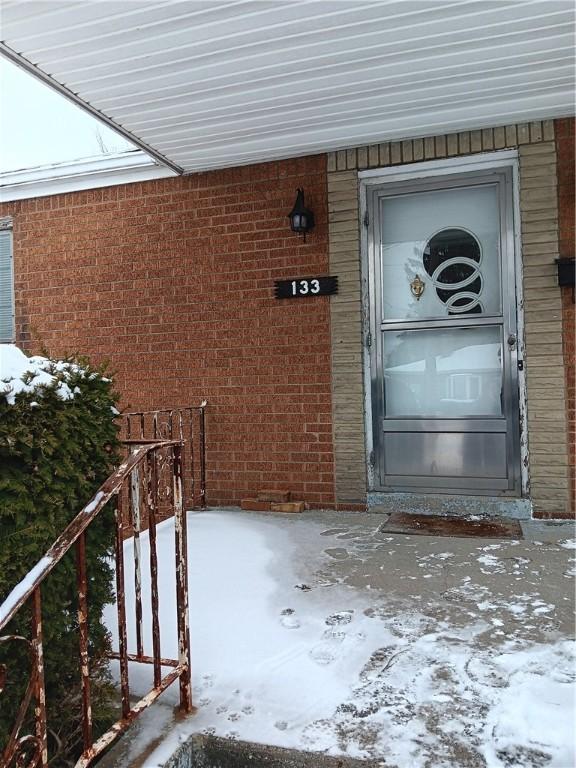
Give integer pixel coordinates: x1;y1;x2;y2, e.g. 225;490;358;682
2;148;145;177
0;150;178;202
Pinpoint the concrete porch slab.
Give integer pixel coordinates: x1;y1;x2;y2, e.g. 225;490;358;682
100;508;575;768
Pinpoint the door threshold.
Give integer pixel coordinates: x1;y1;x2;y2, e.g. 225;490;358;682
379;512;523;539
368;492;532;520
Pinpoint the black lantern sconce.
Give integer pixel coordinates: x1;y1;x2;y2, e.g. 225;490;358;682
288;188;315;241
556;257;575;302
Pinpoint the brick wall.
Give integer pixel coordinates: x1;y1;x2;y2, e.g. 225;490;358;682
0;156;336;507
556;117;575;514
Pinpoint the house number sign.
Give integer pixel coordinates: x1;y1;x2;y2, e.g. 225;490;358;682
274;276;338;299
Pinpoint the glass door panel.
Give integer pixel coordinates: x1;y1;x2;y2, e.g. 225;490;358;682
383;325;503;417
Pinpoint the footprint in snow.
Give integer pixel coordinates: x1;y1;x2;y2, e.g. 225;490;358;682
495;744;552;768
432;693;452;703
309;644;337;665
201;673;214;688
280;608;301;629
320;528;350;537
311;619;356;664
325;610;354;626
324;547;349;560
465;656;508;688
301;718;334;745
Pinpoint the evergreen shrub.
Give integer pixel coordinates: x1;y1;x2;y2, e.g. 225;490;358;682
0;352;120;765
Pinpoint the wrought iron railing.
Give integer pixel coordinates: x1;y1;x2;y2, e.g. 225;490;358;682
0;440;192;767
120;405;207;512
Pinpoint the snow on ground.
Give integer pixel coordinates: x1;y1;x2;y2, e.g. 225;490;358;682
103;511;576;768
0;344;82;404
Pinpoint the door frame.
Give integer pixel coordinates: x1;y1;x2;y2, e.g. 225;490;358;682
359;150;529;497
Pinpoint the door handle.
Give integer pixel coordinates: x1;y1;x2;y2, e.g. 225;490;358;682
507;334;517;349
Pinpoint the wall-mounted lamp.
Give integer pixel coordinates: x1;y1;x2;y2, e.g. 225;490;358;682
288;188;315;241
556;257;575;302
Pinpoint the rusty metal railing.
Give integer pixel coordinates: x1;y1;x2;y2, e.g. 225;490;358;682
0;440;192;768
120;404;207;512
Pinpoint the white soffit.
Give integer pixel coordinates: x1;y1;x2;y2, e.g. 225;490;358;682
1;0;574;174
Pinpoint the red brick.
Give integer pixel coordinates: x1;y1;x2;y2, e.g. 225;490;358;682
240;499;272;512
270;502;305;513
257;490;292;502
0;154;336;508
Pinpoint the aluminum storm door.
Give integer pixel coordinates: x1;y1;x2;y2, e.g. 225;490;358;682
368;169;521;494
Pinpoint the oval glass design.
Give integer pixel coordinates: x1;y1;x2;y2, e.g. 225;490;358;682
423;228;483;314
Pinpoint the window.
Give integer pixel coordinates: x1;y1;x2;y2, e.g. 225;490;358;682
0;224;14;342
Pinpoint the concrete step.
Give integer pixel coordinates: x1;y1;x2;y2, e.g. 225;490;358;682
165;734;383;768
367;491;532;519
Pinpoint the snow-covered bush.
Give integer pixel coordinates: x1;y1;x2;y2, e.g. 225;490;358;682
0;346;120;764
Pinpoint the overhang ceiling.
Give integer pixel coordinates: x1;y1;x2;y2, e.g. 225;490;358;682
1;0;574;174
